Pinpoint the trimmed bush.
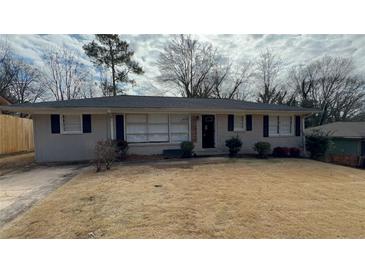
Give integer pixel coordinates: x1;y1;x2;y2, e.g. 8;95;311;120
180;141;194;158
253;142;271;158
289;147;301;157
306;129;333;159
114;140;129;160
272;147;290;157
94;140;118;172
225;136;242;157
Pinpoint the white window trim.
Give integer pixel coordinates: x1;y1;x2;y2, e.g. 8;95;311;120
269;115;294;137
110;115;115;140
60;114;83;135
125;113;191;144
233;114;246;132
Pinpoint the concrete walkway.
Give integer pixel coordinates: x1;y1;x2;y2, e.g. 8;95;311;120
0;165;84;228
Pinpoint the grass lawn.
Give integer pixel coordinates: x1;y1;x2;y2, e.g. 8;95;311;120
1;157;365;238
0;152;35;176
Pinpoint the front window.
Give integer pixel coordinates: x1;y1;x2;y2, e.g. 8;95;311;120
234;115;245;131
126;114;189;143
61;114;82;134
170;114;189;142
269;115;293;136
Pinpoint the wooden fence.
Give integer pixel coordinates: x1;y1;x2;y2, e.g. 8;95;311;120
0;114;34;154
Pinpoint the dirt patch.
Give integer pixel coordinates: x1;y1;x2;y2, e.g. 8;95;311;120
1;158;365;239
0;152;35;176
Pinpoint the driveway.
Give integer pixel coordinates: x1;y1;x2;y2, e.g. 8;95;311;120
0;165;84;228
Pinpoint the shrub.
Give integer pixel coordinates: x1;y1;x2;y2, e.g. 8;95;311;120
272;147;290;157
306;129;333;159
253;142;271;158
114;140;129;160
289;147;301;157
180;141;194;158
225;136;242;157
94;140;118;172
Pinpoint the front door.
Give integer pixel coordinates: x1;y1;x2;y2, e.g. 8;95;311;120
202;115;215;148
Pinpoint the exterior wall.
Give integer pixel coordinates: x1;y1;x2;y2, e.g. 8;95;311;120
128;143;181;155
327;138;361;156
33;114;109;162
194;114;304;154
33;112;305;162
325;138;362;168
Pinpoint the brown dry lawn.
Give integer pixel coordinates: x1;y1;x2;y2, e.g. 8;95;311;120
1;157;365;238
0;152;35;175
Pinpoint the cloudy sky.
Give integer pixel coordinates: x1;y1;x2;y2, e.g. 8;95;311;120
2;34;365;97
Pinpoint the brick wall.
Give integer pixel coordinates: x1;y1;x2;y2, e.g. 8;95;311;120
328;154;360;167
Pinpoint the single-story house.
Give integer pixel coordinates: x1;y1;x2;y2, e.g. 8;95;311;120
0;95;317;162
305;122;365;167
0;95;11;114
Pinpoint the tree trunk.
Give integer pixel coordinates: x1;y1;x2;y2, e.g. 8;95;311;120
111;65;116;96
109;41;116;96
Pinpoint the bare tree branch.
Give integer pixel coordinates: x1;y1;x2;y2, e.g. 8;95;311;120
41;47;89;101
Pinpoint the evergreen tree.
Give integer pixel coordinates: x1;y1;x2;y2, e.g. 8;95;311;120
83;34;143;96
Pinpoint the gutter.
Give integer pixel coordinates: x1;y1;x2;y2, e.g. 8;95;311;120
0;105;320;115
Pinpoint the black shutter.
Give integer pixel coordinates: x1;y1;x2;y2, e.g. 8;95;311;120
246;114;252;131
295;115;301;136
50;114;60;134
82;114;92;133
228;114;234;131
263;115;269;137
116;115;124;140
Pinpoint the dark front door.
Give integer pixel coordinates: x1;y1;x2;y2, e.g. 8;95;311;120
202;115;215;148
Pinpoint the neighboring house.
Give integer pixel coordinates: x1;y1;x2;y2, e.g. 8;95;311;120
306;122;365;167
0;95;11;114
0;95;317;162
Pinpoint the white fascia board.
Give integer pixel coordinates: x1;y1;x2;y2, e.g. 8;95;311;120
0;106;319;115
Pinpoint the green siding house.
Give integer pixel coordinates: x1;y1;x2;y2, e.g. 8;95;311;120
306;122;365;168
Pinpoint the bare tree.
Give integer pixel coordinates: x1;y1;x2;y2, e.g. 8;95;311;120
97;67;114;96
157;35;252;99
255;49;286;104
9;60;45;103
157;35;217;98
287;56;365;126
210;61;253;100
42;47;89;101
0;42;16;100
287;64;318;107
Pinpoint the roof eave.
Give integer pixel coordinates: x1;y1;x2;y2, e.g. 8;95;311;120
0;105;320;115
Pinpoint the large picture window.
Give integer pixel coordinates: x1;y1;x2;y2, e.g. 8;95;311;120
170;114;189;142
126;114;189;143
269;115;293;136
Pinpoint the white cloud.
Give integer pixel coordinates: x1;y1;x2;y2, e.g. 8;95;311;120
2;34;365;97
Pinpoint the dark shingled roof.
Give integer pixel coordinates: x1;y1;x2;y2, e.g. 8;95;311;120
3;95;318;112
305;122;365;138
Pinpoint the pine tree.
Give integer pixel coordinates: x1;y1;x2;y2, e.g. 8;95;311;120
83;34;143;96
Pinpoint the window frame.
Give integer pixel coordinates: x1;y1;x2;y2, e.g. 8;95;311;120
125;113;191;144
269;115;294;137
60;114;83;135
233;114;246;132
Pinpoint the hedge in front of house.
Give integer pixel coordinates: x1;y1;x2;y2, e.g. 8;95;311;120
253;142;271;158
225;136;242;157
